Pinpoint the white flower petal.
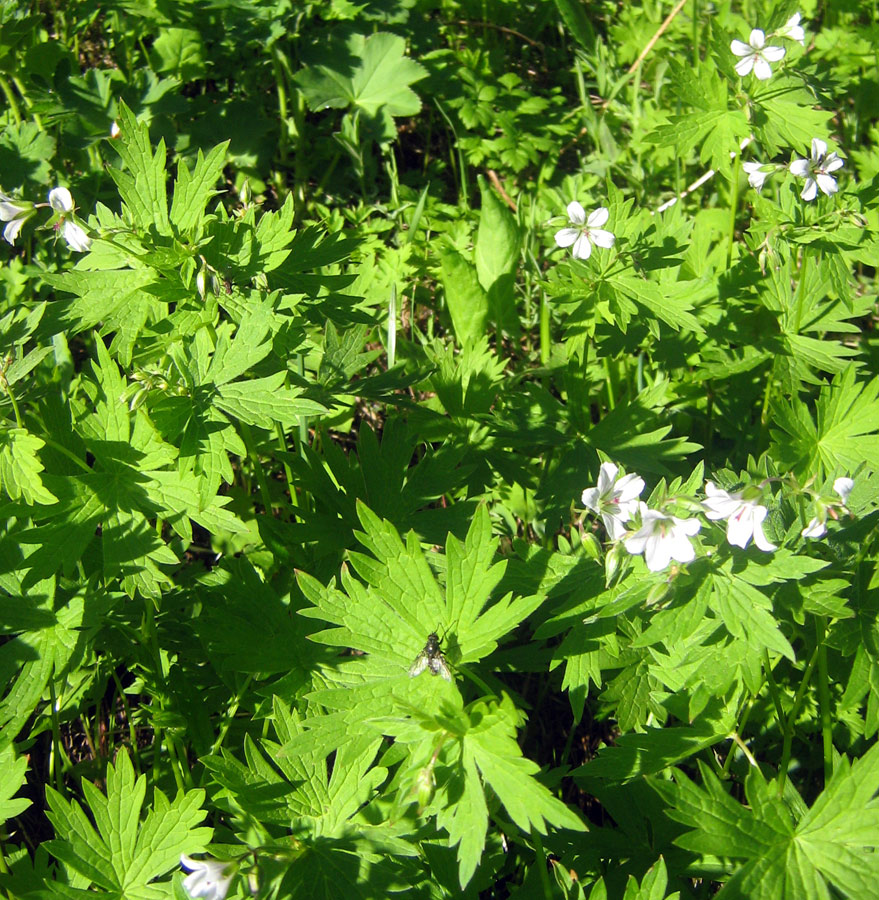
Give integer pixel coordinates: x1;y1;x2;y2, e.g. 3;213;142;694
590;228;616;249
555;227;579;248
615;472;645;503
0;194;26;221
603;513;628;541
801;517;826;538
752;517;777;552
762;45;786;62
566;201;586;225
643;533;673;571
674;516;701;538
749;29;766;49
667;530;697;564
815;173;838;196
730;39;752;57
597;461;619;493
823;154;844;173
571;233;592;260
800;178;818;201
586;207;609;228
3;217;25;244
789;158;810;177
811;138;828;160
48;186;74;212
734;56;756;76
833;477;854;502
581;486;601;511
753;57;773;80
62;220;92;252
726;510;754;548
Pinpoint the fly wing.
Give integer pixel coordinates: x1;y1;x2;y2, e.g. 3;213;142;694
428;654;452;682
408;650;429;677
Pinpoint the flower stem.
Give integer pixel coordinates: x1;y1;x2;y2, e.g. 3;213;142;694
816;617;833;784
792;247;810;333
0;75;22;125
726;150;742;269
777;641;822;797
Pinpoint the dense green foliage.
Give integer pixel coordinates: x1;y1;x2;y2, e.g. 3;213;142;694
1;1;878;898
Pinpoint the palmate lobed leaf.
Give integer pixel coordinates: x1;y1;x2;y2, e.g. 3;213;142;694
295;32;426;127
44;749;211;897
654;744;879;899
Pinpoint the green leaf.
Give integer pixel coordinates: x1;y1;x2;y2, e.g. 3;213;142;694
214;373;326;429
44;749;212;898
439;250;489;350
0;427;58;505
295;33;426;143
770;368;879;478
553;0;596;50
656;746;879;899
0;745;31;823
109;102;171;235
150;28;206;81
169;141;229;237
474;175;521;335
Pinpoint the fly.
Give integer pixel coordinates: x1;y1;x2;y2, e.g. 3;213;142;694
408;631;451;682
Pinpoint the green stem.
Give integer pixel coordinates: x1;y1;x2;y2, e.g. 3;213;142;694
210;674;253;756
0;74;22;125
112;669;140;768
726;150;742;269
792;248;810;333
2;380;23;428
240;421;273;514
539;291;550;366
777;641;823;797
274;422;297;513
816;617;832;784
531;829;554;900
48;680;71;792
762;649;785;732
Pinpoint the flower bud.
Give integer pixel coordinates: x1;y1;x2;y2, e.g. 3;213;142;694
580;531;602;560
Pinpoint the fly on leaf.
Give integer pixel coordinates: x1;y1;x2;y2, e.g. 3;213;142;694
409;631;451;681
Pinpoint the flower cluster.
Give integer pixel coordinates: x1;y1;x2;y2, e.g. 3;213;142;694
581;463;855;573
0;186;91;251
729;13;804;81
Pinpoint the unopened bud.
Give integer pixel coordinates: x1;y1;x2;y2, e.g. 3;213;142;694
580;531;602;560
604;542;622;585
415;766;435;810
646;581;672;607
196;269;207;299
110;121;121;139
239;180;252;205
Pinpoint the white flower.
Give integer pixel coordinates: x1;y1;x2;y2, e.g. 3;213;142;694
730;29;786;80
180;855;234;900
833;476;854;504
581;462;645;540
624;502;701;572
776;12;805;45
742;161;774;193
789;138;844;201
62;220;92;252
555;202;615;260
48;186;75;213
0;192;35;245
802;477;854;538
702;481;777;551
801;516;826;539
47;186;92;252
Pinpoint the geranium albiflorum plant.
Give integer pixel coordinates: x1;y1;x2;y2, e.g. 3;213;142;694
554;202;615;260
789;138;845;200
730;29;785;80
0;186;92;251
580;465;858;573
